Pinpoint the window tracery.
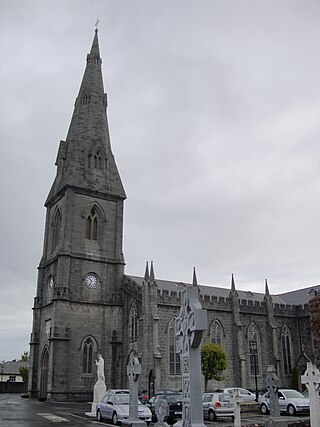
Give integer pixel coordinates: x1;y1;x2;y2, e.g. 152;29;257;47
168;317;181;376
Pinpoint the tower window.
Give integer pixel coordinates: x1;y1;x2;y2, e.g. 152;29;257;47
83;337;93;374
94;151;102;169
86;208;98;240
52;209;61;249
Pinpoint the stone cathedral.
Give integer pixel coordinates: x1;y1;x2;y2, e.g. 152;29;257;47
28;30;319;401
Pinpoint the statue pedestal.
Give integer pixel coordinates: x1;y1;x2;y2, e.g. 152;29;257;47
85;379;106;417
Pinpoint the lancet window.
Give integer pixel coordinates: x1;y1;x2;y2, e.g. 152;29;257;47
248;323;260;376
82;337;94;374
281;325;292;374
86;208;98;240
130;304;138;340
168;317;181;376
210;320;223;346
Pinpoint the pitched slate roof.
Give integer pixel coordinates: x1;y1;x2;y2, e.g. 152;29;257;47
2;361;28;375
127;275;319;307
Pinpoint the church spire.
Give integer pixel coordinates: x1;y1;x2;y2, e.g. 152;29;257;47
150;261;155;281
192;267;198;287
144;262;150;281
46;29;126;205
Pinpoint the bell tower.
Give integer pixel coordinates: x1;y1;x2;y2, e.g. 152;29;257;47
29;29;126;400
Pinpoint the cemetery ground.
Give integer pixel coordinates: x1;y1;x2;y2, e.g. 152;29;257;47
0;393;310;427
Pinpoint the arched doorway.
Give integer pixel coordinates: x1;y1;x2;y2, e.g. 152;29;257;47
148;369;155;398
39;347;49;400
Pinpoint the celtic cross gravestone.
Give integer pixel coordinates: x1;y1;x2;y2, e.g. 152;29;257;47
301;362;320;427
175;270;207;427
123;354;146;427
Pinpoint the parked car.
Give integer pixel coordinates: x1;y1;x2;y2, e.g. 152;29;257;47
139;390;149;404
258;389;310;415
96;389;152;424
203;392;234;421
217;388;256;402
147;392;183;423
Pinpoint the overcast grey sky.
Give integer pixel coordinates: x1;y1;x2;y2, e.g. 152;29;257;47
0;0;319;361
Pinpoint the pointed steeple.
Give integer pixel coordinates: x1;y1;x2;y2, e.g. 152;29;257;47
46;29;126;205
192;267;198;287
150;261;155;281
265;278;270;297
230;273;238;295
144;262;150;281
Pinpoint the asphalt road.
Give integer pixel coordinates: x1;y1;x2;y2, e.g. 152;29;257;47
0;394;310;427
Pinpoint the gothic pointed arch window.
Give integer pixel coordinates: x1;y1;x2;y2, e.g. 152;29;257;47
168;317;181;376
130;304;138;340
86;207;98;240
210;320;224;346
281;325;292;374
248;323;260;376
82;337;94;374
52;209;61;249
94;151;102;170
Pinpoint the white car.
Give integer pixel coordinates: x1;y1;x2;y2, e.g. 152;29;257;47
203;392;234;421
97;389;152;424
219;388;256;402
258;389;310;415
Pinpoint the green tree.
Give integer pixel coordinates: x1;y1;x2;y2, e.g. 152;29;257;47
201;342;227;392
20;351;29;362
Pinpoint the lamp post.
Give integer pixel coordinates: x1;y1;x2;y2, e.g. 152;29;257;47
251;342;258;401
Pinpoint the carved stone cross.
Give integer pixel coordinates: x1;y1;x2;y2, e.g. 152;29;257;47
266;365;280;417
301;362;320;427
155;396;169;427
127;354;141;421
175;270;207;427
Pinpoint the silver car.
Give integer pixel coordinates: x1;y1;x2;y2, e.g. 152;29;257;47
97;389;152;424
258;389;310;415
203;392;234;421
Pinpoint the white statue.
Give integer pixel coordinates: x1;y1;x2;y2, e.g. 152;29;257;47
95;354;105;382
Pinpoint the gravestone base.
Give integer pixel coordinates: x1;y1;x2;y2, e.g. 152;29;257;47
85;380;106;417
122;419;146;427
265;417;288;427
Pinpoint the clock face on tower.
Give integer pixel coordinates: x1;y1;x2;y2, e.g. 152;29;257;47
48;276;54;289
85;274;97;289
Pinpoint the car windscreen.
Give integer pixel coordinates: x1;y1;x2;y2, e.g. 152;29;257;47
115;395;130;405
166;394;182;403
282;390;304;399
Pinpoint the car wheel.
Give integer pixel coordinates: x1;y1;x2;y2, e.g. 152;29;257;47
261;403;269;415
287;404;296;416
208;410;217;421
112;411;119;425
97;409;103;422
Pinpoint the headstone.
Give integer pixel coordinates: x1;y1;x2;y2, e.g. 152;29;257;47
264;365;287;427
155;396;170;427
301;362;320;427
85;353;106;417
175;272;207;427
123;354;146;427
232;388;241;427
